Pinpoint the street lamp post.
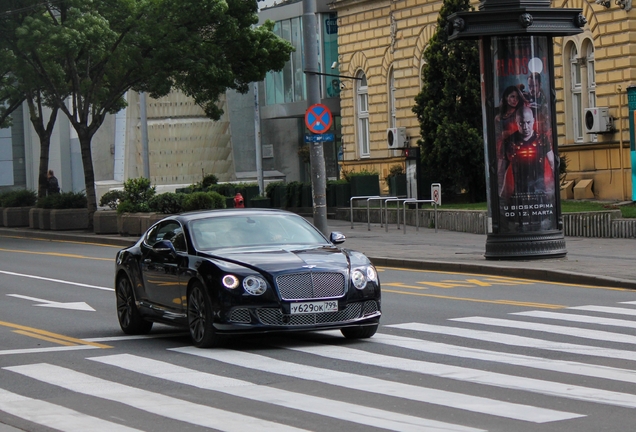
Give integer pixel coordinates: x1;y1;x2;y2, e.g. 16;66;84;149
448;0;586;259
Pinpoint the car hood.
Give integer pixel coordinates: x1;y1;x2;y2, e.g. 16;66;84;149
202;245;350;273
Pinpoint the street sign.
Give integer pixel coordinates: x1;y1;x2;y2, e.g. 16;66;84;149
305;104;333;134
431;183;441;206
304;133;335;143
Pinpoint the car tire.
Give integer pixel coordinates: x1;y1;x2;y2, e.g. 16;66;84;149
187;282;222;348
341;324;378;339
116;275;153;335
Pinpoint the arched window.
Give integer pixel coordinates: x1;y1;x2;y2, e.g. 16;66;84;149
388;67;396;129
570;44;583;142
356;71;370;157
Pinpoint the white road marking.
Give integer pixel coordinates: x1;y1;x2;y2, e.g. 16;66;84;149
7;294;95;311
0;346;98;356
4;363;307;432
91;353;485;432
513;310;636;330
171;347;581;423
282;338;636;408
0;388;141;431
0;270;112;291
387;322;636;361
569;305;636;316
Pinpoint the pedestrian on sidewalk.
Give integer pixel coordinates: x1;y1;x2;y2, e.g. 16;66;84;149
47;169;60;195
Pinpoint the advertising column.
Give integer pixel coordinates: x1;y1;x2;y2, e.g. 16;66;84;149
491;36;557;234
628;86;636;201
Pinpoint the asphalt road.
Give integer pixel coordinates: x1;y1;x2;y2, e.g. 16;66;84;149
1;236;636;432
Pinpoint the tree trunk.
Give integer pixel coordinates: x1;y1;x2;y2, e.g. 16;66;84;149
78;132;97;230
25;96;58;199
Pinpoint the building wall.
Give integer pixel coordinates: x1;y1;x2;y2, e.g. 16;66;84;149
333;0;636;200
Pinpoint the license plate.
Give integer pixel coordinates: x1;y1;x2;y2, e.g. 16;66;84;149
290;300;338;314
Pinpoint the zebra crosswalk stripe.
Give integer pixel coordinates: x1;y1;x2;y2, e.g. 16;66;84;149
282;338;636;408
568;305;636;316
90;353;485;432
512;310;636;330
387;322;636;361
4;363;308;432
0;388;142;432
169;346;580;423
368;332;636;385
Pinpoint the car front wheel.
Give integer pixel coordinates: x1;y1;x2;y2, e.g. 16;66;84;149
341;324;378;339
187;282;222;348
116;275;153;335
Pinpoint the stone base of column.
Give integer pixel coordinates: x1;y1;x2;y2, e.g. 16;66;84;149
485;231;566;260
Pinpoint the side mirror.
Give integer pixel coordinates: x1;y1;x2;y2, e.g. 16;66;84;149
152;240;176;255
330;231;346;244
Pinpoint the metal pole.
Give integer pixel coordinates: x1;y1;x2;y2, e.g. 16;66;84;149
140;92;150;179
254;82;264;195
302;0;328;235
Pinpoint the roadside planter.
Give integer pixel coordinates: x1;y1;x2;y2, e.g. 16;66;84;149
50;208;89;230
250;197;271;208
3;207;32;227
117;213;144;237
93;210;118;235
29;208;41;229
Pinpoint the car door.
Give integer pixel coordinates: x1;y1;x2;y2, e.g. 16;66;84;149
141;220;187;312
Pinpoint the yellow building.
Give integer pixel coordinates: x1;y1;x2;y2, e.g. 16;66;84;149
333;0;635;200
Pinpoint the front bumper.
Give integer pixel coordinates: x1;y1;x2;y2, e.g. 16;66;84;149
213;299;381;333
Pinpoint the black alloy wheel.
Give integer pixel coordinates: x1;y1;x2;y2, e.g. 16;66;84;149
341;323;378;339
187;282;222;348
116;275;153;335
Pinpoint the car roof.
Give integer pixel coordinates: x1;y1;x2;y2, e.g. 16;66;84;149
170;208;302;223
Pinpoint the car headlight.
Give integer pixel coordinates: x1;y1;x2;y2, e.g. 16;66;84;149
366;266;377;282
243;275;268;295
222;275;239;289
351;269;367;290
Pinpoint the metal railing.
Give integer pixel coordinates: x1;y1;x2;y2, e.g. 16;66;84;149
349;196;380;229
384;198;412;232
365;196;397;230
403;199;438;233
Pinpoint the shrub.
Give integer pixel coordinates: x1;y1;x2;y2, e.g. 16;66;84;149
265;181;285;199
1;189;37;207
182;191;226;212
117;178;155;213
99;190;125;210
148;192;185;214
201;174;218;188
384;164;404;186
38;191;87;209
208;183;235;197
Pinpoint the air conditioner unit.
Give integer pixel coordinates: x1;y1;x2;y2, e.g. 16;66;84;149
584;107;612;134
387;127;407;149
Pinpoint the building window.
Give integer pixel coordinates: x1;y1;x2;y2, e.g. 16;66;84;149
356;72;370;157
388;68;396;128
264;17;305;105
570;44;583;142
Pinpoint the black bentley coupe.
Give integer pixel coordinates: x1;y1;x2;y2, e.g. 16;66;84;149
114;208;381;347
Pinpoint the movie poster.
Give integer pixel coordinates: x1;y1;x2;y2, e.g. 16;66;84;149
492;36;557;234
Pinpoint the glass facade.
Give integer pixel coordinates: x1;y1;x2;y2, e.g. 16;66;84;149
264;13;339;105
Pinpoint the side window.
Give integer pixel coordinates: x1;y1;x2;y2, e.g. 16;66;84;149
145;221;184;251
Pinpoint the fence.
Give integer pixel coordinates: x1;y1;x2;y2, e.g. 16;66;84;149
338;207;636;239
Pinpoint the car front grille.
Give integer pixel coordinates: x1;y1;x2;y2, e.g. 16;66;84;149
228;308;251;323
276;272;345;300
256;302;363;326
363;300;379;316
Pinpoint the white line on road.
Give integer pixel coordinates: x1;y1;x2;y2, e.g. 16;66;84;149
0;388;142;431
7;294;95;311
92;353;485;432
171;346;581;423
0;346;98;356
387;322;636;361
514;310;636;329
5;363;308;432
0;270;112;291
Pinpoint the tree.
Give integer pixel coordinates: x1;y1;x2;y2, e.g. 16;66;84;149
412;0;485;202
1;0;293;223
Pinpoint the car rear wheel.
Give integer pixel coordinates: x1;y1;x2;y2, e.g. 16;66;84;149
187;282;222;348
116;275;153;335
341;324;378;339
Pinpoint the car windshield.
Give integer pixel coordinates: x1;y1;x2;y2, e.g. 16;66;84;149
189;214;328;250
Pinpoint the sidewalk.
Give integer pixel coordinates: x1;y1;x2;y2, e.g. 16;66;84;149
1;218;635;290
